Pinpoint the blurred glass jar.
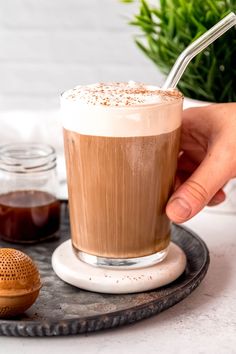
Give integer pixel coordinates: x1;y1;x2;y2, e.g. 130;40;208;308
0;143;60;243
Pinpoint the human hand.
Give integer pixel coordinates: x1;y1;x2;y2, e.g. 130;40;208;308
166;103;236;223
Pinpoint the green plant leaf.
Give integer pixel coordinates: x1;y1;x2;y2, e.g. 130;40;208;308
125;0;236;102
120;0;135;3
140;0;152;19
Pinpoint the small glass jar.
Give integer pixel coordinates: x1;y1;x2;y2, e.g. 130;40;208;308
0;143;61;243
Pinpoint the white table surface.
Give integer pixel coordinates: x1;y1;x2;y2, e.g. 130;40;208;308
1;205;236;354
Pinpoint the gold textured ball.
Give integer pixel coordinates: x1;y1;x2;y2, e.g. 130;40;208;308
0;248;41;318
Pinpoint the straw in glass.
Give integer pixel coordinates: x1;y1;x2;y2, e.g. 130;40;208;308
162;12;236;90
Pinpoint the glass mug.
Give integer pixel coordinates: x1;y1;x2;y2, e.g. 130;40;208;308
61;82;183;268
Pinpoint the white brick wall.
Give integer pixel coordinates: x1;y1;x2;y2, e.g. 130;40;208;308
0;0;163;110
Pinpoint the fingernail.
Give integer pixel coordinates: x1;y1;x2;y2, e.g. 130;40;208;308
209;195;225;206
167;197;192;220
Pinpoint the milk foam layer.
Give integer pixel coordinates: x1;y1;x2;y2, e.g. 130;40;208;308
61;82;183;137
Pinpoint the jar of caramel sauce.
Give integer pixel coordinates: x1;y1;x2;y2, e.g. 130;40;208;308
0;143;60;243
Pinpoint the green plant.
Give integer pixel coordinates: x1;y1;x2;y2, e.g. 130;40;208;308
123;0;236;102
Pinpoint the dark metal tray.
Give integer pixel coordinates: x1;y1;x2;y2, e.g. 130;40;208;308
0;202;209;337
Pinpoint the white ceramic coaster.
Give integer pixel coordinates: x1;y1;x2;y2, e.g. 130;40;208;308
52;240;187;294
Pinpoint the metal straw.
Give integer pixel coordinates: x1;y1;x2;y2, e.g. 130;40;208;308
162;12;236;90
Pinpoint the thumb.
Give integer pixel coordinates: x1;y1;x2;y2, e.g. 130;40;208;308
166;145;232;223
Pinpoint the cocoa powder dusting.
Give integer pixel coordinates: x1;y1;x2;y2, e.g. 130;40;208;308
63;82;182;107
